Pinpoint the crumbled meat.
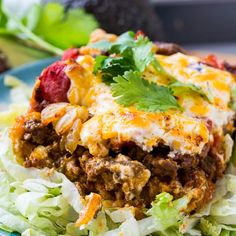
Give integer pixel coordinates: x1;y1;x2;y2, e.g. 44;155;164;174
209;134;226;177
24;145;52;168
23;119;58;145
154;42;186;56
21;118;67;169
16;117;224;212
223;61;236;75
79;153;150;203
143;155;178;179
200;155;217;180
182;169;215;212
172;153;199;169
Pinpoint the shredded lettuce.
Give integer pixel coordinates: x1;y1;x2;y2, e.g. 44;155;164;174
199;218;222;236
101;192;189;236
0;131;84;235
183;165;236;236
147;192;189;232
231;86;236;112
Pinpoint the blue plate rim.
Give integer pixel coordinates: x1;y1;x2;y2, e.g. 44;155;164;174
0;57;59;80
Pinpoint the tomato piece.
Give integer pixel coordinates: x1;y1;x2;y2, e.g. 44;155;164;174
135;30;146;39
204;54;225;70
62;48;79;61
39;61;71;103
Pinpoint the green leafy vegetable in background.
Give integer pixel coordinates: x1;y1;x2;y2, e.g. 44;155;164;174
0;0;98;55
111;71;181;112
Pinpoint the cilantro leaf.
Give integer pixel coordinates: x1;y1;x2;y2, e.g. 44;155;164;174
92;32;176;83
113;34;175;79
132;36;153;72
93;55;107;74
115;31;135;44
89;40;112;51
111;34;156;73
152;58;176;82
110;31;135;55
94;56;135;84
89;31;135;52
169;81;212;102
111;71;181;112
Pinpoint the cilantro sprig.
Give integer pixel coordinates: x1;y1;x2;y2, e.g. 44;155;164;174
169;81;213;103
94;55;135;84
111;71;181;112
92;32;212;112
92;31;171;83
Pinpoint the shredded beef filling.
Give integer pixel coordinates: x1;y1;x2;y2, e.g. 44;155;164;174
19;118;225;212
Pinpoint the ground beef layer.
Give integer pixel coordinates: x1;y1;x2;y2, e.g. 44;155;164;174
12;117;225;213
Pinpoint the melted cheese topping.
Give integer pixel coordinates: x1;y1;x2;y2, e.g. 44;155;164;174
64;53;235;157
156;53;235;127
80;108;209;156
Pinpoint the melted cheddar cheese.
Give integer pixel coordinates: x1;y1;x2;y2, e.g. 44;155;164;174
80;108;209;156
62;53;235;157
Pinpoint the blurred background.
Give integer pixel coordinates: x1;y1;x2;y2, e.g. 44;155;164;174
0;0;235;71
153;0;236;53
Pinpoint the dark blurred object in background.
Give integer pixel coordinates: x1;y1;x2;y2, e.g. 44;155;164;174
44;0;164;41
152;0;236;44
0;51;10;73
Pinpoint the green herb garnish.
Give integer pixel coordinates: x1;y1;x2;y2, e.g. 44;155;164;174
94;55;135;84
93;32;212;112
132;36;154;72
89;40;112;52
111;71;181;112
91;32;172;81
169;81;212;103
